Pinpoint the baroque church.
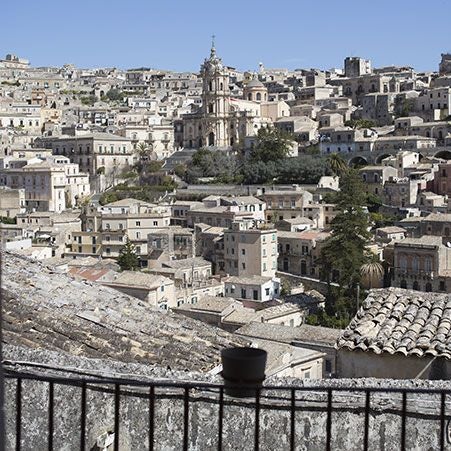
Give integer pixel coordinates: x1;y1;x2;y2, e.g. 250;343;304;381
182;42;289;149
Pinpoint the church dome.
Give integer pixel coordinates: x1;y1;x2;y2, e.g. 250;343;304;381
246;78;265;88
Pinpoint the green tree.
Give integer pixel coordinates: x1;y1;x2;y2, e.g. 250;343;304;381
319;169;372;311
250;127;294;163
106;88;124;102
80;94;97;105
327;153;348;177
117;238;139;271
345;119;376;129
136;142;150;158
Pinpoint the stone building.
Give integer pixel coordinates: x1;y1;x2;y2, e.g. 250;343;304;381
0;155;90;213
0;186;25;217
432;161;451;197
359;165;398;197
182;43;278;149
439;53;451;75
223;220;278;278
419;212;451;237
260;187;313;222
344;56;372;78
277;230;330;278
392;235;451;292
383;177;419;207
35;132;134;190
102;271;176;310
69;198;171;262
336;288;451;378
147;226;194;262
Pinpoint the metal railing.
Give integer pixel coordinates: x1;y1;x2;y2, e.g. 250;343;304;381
3;363;451;451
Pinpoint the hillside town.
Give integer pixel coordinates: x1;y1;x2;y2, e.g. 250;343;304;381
2;43;451;385
2;1;451;443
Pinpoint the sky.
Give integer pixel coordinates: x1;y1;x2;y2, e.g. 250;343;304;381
1;0;451;73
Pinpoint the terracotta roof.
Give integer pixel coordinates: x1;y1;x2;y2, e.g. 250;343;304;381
336;288;451;359
2;252;245;371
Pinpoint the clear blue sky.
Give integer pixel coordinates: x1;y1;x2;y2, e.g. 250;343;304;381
2;0;450;72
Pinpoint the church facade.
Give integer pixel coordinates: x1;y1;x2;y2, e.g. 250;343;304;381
182;44;280;150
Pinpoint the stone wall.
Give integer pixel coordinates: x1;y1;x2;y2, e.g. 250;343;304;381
3;345;451;451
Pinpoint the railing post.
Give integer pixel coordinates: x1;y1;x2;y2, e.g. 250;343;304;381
48;382;54;451
183;387;189;451
326;388;332;451
114;384;120;451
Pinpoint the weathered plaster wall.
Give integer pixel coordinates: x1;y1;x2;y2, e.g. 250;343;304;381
4;346;451;451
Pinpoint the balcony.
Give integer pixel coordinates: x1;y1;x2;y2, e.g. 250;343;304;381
3;360;450;450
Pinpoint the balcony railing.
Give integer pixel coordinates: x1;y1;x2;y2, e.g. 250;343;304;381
2;362;451;450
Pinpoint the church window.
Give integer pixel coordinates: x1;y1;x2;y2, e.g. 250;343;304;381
256;93;261;101
209;103;214;113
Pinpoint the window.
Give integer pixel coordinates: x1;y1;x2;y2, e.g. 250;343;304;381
161;286;164;292
325;360;332;373
253;290;258;300
440;281;446;291
242;262;246;270
241;288;246;299
153;221;158;226
241;249;246;255
136;221;141;226
265;288;270;296
399;256;407;270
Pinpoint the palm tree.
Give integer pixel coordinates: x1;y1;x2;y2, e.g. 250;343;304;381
360;261;384;289
327;153;348;176
136;142;150;159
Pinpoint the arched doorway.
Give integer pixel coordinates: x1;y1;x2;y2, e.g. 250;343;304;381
375;153;392;164
348;156;369;167
300;260;307;275
400;279;407;289
425;282;432;292
208;132;215;146
413;280;419;291
435;150;451;160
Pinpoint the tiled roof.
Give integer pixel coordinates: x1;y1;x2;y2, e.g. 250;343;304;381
336;288;451;359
